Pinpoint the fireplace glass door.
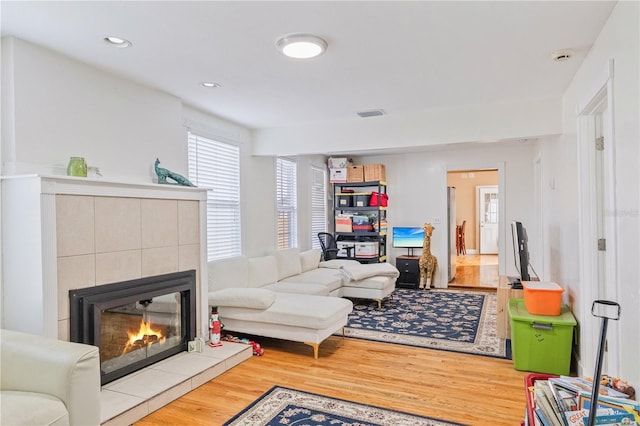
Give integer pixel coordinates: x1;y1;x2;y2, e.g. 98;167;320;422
99;292;183;377
70;270;196;384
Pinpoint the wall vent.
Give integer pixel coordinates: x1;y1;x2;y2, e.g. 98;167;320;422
357;109;386;118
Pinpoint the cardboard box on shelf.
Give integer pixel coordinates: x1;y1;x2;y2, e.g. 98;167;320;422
347;165;364;182
330;168;347;183
335;215;352;232
328;157;349;169
337;241;356;257
355;242;378;258
364;164;386;182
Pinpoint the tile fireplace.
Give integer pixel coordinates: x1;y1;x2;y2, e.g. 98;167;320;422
70;270;196;385
1;175;208;343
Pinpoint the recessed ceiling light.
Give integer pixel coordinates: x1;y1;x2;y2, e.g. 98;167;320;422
551;48;573;62
104;36;132;48
276;33;327;59
200;82;221;88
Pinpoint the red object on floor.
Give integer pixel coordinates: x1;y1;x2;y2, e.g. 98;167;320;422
524;373;558;425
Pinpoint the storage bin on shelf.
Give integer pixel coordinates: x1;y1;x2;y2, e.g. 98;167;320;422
328;157;349;168
509;298;576;375
336;189;354;207
352;193;371;207
335;215;352;232
522;281;564;315
337;241;356;257
355;241;378;258
329;168;347;183
364;164;386;182
347;165;364;182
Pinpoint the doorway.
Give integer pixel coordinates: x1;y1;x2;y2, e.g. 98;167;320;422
447;169;500;289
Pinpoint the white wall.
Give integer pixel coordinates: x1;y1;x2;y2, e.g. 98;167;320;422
542;1;639;388
253;97;562;156
2;37;184;181
353;140;539;287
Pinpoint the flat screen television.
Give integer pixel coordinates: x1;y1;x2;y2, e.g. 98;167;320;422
392;227;424;248
511;221;531;283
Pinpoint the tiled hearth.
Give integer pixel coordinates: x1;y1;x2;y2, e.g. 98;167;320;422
101;341;252;425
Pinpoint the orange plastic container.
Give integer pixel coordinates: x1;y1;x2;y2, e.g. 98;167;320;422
522;281;564;315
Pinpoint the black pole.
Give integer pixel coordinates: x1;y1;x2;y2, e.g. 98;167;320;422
587;317;608;426
587;300;621;426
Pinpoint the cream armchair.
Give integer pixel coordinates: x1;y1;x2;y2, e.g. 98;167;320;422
0;329;101;425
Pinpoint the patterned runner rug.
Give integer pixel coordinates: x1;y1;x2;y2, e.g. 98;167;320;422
223;386;465;426
343;288;511;359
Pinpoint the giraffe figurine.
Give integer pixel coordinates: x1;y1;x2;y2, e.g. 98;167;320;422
418;223;437;290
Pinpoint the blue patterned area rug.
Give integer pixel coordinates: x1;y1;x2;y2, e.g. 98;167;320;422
344;288;511;359
223;386;465;426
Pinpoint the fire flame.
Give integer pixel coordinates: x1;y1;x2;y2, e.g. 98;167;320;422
122;318;166;354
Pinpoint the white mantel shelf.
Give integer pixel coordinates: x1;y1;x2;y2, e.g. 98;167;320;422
0;174;208;200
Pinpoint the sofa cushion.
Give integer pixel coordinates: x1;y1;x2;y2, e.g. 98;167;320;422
209;256;249;290
342;275;393;290
209;288;276;309
262;281;329;296
339;262;400;281
282;268;344;293
248;255;279;288
275;248;302;280
319;259;362;269
0;391;69;426
219;293;353;329
300;249;322;272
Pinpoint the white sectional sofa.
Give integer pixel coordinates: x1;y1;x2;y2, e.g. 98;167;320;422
208;248;399;358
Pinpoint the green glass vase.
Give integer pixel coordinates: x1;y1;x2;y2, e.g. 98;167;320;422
67;157;87;177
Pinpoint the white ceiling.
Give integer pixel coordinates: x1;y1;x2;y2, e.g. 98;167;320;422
1;1;616;131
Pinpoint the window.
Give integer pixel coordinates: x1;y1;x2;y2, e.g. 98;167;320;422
310;165;327;249
276;157;297;249
187;132;241;261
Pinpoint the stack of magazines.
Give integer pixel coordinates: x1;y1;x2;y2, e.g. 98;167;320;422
529;376;639;426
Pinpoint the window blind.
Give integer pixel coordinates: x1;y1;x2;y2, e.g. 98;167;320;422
276;157;298;249
310;165;327;249
187;132;241;261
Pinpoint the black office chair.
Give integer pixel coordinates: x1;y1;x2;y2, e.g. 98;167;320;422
317;232;355;260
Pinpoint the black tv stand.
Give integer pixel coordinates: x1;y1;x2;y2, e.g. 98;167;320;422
405;248;417;256
508;276;523;289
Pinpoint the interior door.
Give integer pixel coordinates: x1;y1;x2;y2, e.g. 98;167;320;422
478;185;499;254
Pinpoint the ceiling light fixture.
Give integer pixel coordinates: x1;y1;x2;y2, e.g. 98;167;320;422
551;48;573;62
200;82;221;88
104;36;132;48
276;33;327;59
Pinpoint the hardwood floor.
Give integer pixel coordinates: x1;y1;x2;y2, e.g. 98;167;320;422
449;254;499;289
135;336;528;426
136;259;526;426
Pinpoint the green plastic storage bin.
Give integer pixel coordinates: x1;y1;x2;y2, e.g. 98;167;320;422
508;298;576;375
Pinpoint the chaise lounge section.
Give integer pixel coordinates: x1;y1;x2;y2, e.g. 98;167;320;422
207;248;399;357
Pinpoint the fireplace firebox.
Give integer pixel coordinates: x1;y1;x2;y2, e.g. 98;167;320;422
69;270;196;385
